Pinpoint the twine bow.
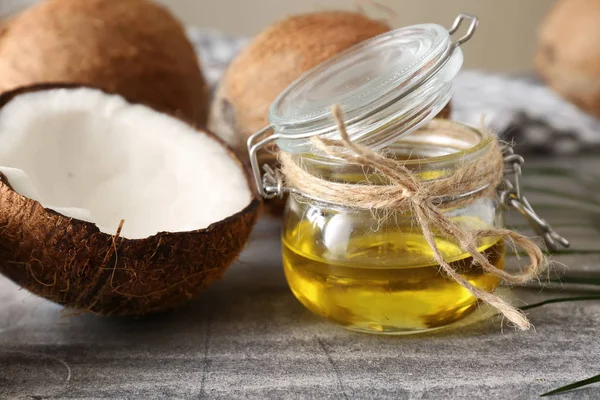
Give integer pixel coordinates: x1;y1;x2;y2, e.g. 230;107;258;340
279;105;546;330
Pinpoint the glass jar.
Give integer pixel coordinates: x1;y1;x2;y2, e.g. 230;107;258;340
247;14;566;334
281;126;504;333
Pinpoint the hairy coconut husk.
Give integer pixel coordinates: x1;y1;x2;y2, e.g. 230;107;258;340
0;0;210;126
0;85;260;316
536;0;600;117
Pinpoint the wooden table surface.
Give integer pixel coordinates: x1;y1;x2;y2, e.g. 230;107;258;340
1;156;600;399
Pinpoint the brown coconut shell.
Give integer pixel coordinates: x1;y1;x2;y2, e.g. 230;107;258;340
0;85;260;316
536;0;600;117
0;0;210;126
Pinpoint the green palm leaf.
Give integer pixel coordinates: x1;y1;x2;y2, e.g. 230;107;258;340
541;374;600;397
550;276;600;286
520;295;600;310
516;296;600;396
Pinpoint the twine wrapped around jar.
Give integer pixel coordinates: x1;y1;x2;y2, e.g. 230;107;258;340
279;105;546;330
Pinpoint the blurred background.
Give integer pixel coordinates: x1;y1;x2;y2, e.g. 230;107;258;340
2;0;554;72
153;0;555;73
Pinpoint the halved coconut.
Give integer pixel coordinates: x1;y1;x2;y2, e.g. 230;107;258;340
0;85;260;316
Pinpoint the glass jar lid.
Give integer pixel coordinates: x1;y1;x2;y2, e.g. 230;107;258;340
267;14;478;154
247;14;479;199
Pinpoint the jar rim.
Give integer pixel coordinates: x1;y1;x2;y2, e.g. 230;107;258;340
298;121;493;171
286;121;497;210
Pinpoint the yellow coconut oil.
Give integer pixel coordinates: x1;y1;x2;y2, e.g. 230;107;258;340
282;213;505;334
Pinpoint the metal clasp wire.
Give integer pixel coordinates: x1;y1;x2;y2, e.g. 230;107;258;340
247;125;285;199
448;13;479;48
498;147;570;251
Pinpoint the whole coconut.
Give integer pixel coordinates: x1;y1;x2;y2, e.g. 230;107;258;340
210;11;393;162
536;0;600;117
0;0;210;126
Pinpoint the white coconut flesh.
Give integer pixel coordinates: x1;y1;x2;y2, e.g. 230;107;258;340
0;88;252;239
